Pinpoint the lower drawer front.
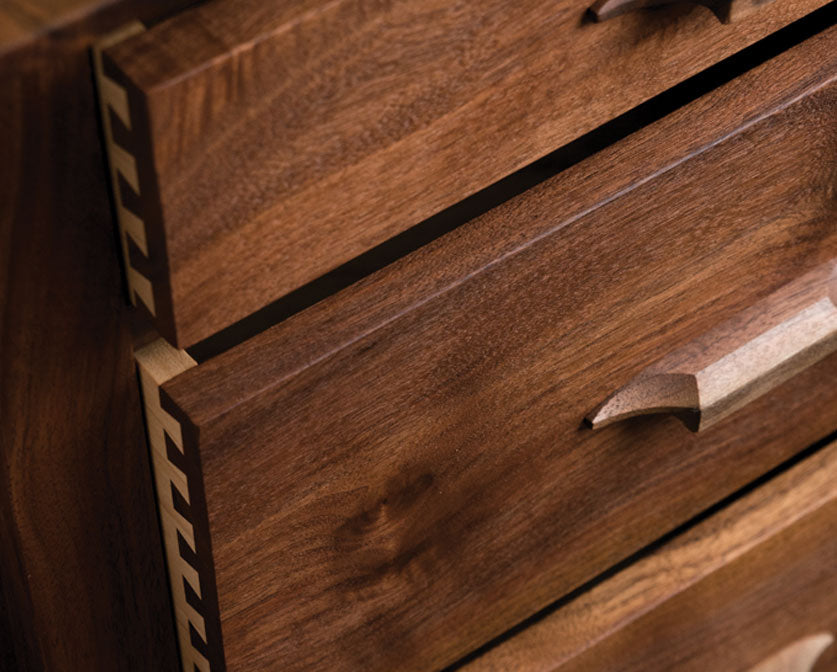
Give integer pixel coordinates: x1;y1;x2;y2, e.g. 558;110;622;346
463;439;837;672
145;26;837;672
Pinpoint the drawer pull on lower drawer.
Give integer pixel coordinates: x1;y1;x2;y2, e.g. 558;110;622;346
589;0;775;23
586;260;837;432
749;633;834;672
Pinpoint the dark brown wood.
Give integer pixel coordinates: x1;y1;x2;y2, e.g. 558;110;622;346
0;2;198;670
157;27;837;672
99;0;828;347
461;439;837;672
587;261;837;431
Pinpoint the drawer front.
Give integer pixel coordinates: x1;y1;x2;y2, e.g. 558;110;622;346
143;27;837;672
462;439;837;672
99;0;831;346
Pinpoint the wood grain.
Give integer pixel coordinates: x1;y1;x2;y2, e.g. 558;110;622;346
0;1;198;670
160;27;837;672
587;261;837;431
101;0;830;347
460;440;837;672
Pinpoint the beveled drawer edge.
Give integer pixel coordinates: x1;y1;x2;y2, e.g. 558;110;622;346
136;339;223;672
93;23;155;316
459;437;837;671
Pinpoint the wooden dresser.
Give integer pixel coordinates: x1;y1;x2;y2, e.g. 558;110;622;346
2;1;836;671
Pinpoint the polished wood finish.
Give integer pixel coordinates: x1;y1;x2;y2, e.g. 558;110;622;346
0;1;196;670
157;28;837;672
99;0;829;347
587;261;837;431
461;440;837;672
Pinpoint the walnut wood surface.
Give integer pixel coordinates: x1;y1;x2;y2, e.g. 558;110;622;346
101;0;828;347
160;28;837;672
460;440;837;672
587;261;837;431
0;1;197;670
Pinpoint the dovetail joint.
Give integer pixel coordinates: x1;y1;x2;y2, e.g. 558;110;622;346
93;23;156;316
136;340;210;672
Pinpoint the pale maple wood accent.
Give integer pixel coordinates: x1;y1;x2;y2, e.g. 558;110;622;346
749;633;834;672
135;340;207;672
587;260;837;432
462;441;837;672
93;22;156;316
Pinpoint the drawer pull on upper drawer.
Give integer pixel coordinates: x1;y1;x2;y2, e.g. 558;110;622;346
590;0;775;23
586;260;837;432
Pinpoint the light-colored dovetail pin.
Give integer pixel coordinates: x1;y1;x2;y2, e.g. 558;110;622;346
135;340;209;672
93;23;155;315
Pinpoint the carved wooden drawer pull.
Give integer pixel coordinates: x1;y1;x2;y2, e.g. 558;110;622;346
590;0;776;24
749;633;834;672
587;260;837;432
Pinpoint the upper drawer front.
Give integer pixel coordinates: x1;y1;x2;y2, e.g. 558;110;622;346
100;0;830;346
462;440;837;672
150;26;837;672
